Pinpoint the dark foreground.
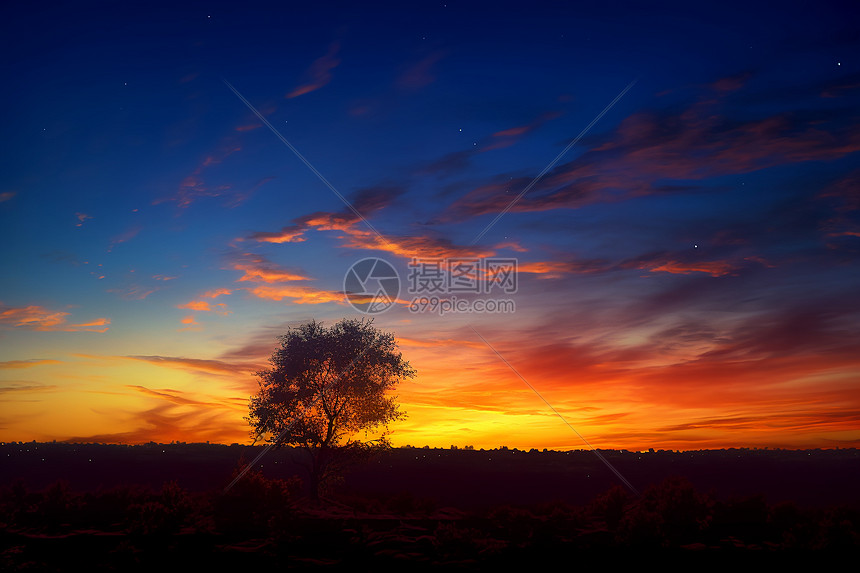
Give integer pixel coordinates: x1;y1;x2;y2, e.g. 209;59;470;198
1;443;858;569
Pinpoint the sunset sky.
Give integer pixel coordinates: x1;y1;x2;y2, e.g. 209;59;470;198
1;1;858;450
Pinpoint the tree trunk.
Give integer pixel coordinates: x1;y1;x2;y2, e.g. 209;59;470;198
309;447;324;505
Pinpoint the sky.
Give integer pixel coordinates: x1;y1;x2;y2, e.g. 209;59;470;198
1;0;858;450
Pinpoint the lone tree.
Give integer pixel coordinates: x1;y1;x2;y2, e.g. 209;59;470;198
247;318;415;502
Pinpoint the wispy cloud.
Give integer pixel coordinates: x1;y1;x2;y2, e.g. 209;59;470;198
108;284;156;300
108;225;142;252
443;79;860;221
176;300;211;311
0;382;58;394
0;302;109;332
75;212;93;227
0;359;62;369
122;355;257;377
201;288;232;299
397;51;445;89
244;284;346;305
287;42;340;98
154;142;242;208
242;185;492;261
230;253;310;283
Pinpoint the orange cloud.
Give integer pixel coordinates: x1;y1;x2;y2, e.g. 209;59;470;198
202;288;232;299
483;112;561;151
0;303;109;332
495;241;527;252
244;225;307;244
0;191;16;203
180;316;197;325
231;254;311;283
122;355;256;377
244;285;345;305
644;260;738;277
176;300;211;311
287;42;340;98
0;359;62;369
61;402;248;445
517;261;597;278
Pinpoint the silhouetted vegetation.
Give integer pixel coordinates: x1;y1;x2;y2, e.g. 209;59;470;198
1;472;858;569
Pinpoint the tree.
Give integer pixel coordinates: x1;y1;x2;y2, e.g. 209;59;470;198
247;318;416;502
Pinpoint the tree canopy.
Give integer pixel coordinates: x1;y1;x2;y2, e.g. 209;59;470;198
247;318;415;500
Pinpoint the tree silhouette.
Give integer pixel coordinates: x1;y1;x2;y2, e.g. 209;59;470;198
247;318;415;502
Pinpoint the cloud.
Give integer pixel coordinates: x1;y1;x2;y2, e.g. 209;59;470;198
122;355;256;377
154;142;242;208
443;82;860;221
709;70;755;92
222;252;347;306
397;52;445;89
517;259;608;277
62;402;247;445
484;111;562;151
176;300;211;311
230;254;311;284
72;318;111;328
242;185;492;262
75;212;92;227
0;382;58;394
108;225;142;251
224;176;275;209
240;185;405;246
244;285;346;305
0;359;62;369
0;302;109;332
201;288;232;299
820;72;860;98
0;192;16;203
287;42;340;98
619;252;773;278
125;384;230;408
108;284;155;300
245;225;307;244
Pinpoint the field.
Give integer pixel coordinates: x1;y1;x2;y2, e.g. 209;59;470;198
1;443;858;568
